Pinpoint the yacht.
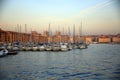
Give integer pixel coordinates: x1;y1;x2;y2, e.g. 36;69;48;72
45;44;52;51
31;43;38;51
60;43;68;51
25;46;32;51
79;42;88;49
52;43;60;51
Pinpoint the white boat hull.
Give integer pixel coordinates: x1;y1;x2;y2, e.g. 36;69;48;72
25;47;32;51
52;47;60;51
12;47;19;51
61;45;68;51
32;47;38;51
38;46;45;51
0;49;8;57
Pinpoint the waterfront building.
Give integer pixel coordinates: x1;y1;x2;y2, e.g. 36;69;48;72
98;35;111;43
61;35;68;43
0;28;30;43
48;36;53;43
112;34;120;43
56;31;61;36
44;31;49;37
31;31;41;42
69;36;78;43
52;35;59;43
77;36;85;42
85;36;93;43
1;28;120;44
0;28;7;43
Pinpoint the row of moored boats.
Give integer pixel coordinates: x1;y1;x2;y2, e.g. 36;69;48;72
0;42;89;57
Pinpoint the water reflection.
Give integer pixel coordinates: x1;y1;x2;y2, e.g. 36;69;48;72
0;44;120;80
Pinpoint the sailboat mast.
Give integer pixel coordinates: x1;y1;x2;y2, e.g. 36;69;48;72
63;27;64;43
58;26;60;43
30;28;32;42
17;24;21;42
17;24;19;42
73;24;75;43
42;30;44;43
25;24;27;33
68;27;70;43
20;24;21;42
49;23;50;37
25;24;27;42
81;21;82;37
48;23;50;43
68;26;70;36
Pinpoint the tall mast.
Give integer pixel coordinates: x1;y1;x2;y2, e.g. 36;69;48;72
63;27;64;36
48;23;50;37
80;21;83;42
29;28;32;42
25;24;27;42
79;25;80;37
73;24;75;43
68;26;70;43
81;21;82;37
68;26;70;36
42;30;44;43
51;29;52;43
63;27;64;43
58;26;60;43
48;23;50;43
17;24;18;42
17;24;20;42
25;24;27;33
20;24;21;42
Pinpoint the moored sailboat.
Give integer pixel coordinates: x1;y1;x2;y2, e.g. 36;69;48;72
39;45;45;51
45;43;52;51
60;43;68;51
52;43;60;51
32;45;38;51
78;22;88;49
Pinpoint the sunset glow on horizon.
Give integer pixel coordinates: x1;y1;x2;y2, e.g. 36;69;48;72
0;0;120;35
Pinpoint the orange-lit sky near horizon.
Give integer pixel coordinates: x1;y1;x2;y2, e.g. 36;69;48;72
0;0;120;35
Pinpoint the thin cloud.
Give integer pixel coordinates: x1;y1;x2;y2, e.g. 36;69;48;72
79;0;112;17
64;0;113;22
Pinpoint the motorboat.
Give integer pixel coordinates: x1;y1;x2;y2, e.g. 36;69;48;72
52;43;60;51
0;48;8;57
7;45;12;51
60;44;68;51
45;45;52;51
21;46;26;51
12;46;19;51
32;46;38;51
25;46;32;51
38;45;45;51
68;44;73;50
79;43;88;49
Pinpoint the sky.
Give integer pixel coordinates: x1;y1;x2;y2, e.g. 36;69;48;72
0;0;120;35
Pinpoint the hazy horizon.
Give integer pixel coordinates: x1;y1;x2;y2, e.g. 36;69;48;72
0;0;120;35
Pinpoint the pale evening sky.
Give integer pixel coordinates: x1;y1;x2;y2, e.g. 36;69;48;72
0;0;120;35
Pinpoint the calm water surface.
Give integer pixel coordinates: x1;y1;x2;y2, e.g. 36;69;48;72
0;44;120;80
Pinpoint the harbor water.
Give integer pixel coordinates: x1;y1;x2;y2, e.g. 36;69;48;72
0;44;120;80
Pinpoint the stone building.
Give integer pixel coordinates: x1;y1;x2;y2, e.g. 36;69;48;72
112;34;120;43
98;35;111;43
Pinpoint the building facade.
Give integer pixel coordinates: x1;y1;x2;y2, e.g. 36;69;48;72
0;28;120;43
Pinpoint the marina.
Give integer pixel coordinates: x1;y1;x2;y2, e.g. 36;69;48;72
0;41;88;57
0;44;120;80
0;0;120;80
